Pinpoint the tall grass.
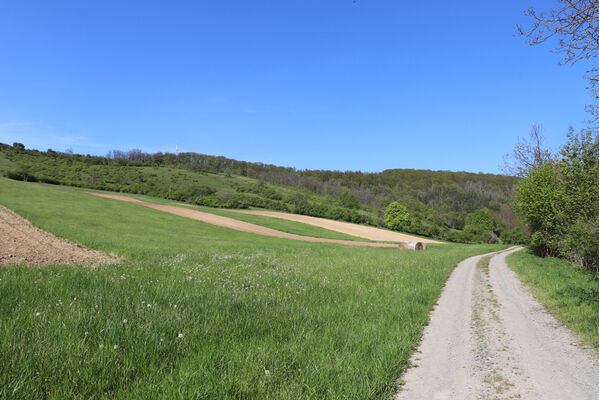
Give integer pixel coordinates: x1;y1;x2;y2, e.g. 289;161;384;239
0;178;505;399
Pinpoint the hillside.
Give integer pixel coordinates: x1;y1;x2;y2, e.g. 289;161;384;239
0;142;523;243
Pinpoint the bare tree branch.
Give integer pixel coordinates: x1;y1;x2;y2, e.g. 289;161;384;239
517;1;599;124
503;122;554;177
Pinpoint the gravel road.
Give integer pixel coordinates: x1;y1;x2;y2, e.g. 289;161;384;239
396;247;599;399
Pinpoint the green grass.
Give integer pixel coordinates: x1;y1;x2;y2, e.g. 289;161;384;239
0;178;507;399
507;249;599;350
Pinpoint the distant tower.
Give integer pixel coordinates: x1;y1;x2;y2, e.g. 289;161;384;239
176;144;179;156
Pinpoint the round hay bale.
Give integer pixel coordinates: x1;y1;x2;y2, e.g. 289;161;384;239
398;242;426;251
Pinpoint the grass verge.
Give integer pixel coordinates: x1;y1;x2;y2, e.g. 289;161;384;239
0;178;506;399
506;249;599;350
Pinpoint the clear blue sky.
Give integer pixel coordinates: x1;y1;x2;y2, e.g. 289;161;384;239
0;0;593;173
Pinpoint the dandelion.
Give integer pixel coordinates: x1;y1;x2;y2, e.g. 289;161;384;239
147;303;152;308
178;333;184;338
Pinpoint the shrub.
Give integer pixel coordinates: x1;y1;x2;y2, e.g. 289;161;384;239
384;202;410;231
6;170;37;182
515;164;566;256
501;227;528;245
560;217;599;272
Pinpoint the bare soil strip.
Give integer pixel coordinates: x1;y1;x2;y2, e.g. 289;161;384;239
396;247;599;399
227;209;441;243
0;205;122;267
88;193;400;248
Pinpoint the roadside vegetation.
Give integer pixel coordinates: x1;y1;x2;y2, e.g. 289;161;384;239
0;178;506;399
507;250;599;349
507;127;599;272
0;142;523;244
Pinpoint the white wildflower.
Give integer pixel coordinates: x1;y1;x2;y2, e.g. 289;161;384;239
35;312;41;316
84;331;89;335
113;345;119;349
99;344;104;349
265;369;270;376
123;319;128;324
147;303;151;308
177;333;184;338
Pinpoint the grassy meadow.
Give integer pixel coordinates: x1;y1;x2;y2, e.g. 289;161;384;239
0;178;506;399
507;250;599;349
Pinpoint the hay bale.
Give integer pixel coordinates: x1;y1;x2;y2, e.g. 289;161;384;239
398;241;426;251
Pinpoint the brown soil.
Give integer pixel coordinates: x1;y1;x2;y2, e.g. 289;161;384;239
88;193;402;248
228;210;441;243
0;205;122;267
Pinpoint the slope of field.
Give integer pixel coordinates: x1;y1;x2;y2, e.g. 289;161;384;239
230;209;440;243
100;191;370;242
88;192;398;247
0;178;506;399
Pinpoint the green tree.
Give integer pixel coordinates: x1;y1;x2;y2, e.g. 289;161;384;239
384;202;410;231
516;164;566;256
464;209;501;243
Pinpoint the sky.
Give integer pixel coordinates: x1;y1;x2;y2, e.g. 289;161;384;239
0;0;593;174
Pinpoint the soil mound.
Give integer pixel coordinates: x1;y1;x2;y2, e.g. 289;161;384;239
0;205;122;266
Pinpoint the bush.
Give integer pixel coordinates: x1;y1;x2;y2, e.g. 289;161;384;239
384;202;410;231
516;164;566;256
500;227;528;245
6;170;37;182
560;218;599;272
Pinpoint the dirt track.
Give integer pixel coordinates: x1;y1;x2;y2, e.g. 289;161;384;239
229;209;441;243
0;205;121;266
396;247;599;399
88;193;401;248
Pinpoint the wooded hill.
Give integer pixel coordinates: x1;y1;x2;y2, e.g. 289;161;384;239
0;142;524;243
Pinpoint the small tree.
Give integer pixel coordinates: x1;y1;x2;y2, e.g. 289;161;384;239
515;164;566;256
464;209;501;243
384;202;410;231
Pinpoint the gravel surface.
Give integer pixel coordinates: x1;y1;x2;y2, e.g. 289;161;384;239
396;247;599;399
